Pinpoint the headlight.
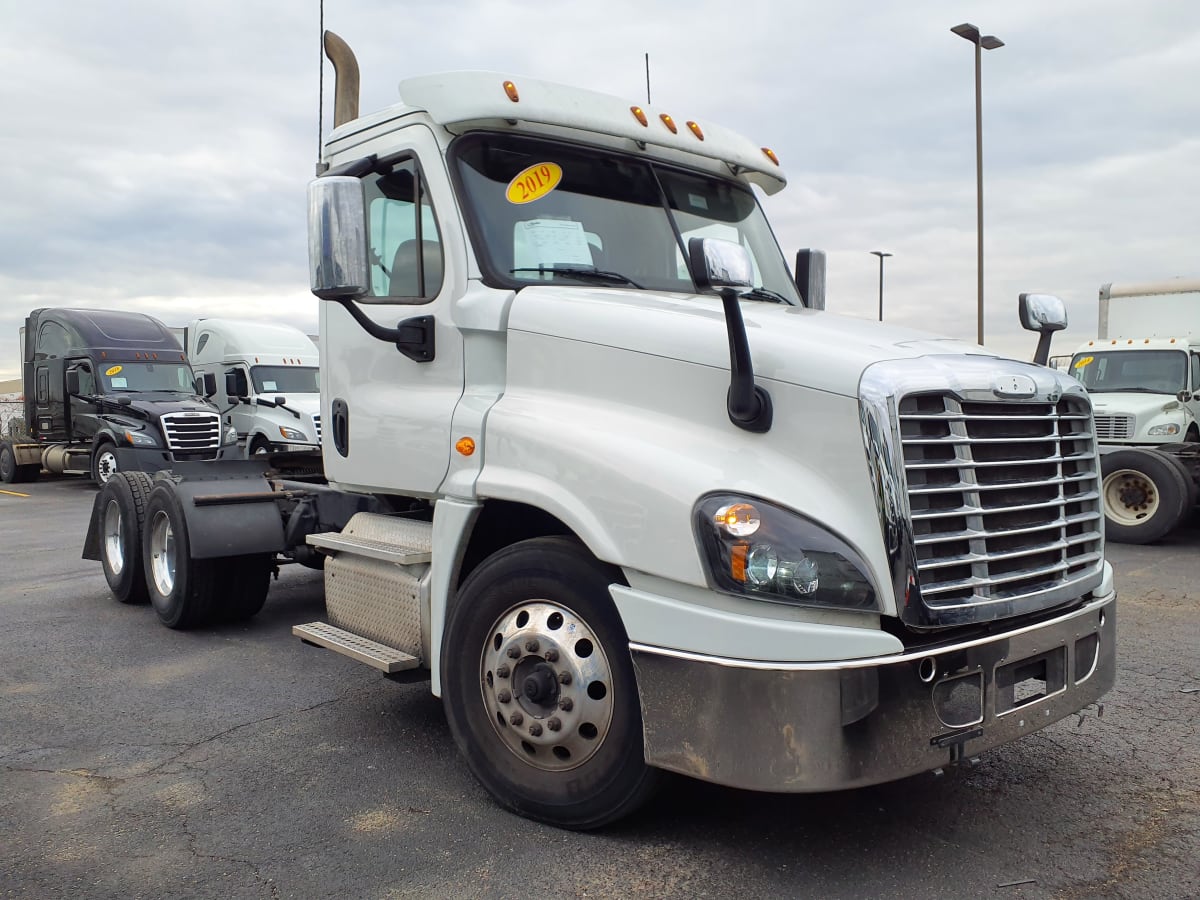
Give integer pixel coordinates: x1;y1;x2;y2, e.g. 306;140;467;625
1148;423;1181;436
278;426;306;441
223;424;239;444
124;429;158;448
694;494;879;611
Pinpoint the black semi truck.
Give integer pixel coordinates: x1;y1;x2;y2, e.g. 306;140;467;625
0;308;238;485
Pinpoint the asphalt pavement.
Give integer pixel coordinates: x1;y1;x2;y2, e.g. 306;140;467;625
1;477;1197;899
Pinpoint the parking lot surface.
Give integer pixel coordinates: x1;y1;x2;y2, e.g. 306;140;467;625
2;477;1197;899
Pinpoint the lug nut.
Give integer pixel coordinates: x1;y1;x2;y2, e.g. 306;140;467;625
528;723;543;737
558;671;572;685
509;712;524;726
543;648;559;662
546;717;562;732
507;646;521;659
497;690;512;703
525;639;540;653
496;664;510;678
559;697;574;712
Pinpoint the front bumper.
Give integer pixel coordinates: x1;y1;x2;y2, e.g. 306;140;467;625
630;591;1115;792
113;444;239;472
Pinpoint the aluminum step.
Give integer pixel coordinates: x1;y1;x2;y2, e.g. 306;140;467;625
306;512;433;565
293;621;420;673
306;532;431;565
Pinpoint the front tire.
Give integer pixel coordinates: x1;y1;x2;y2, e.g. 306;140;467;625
143;483;219;629
1101;448;1190;543
441;537;659;829
92;440;119;485
98;472;155;604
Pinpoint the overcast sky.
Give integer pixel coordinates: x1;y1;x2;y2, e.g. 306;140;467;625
2;0;1198;382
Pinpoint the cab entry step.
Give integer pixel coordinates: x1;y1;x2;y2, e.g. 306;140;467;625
293;621;420;673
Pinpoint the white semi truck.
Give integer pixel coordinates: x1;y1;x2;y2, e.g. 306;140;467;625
84;32;1115;828
1068;279;1200;542
184;318;322;457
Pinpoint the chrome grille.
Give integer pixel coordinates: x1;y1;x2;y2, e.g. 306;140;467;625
899;393;1103;618
312;414;322;444
1093;414;1133;440
161;411;222;453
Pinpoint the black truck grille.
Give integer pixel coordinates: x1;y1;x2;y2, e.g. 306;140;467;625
161;412;222;455
899;393;1103;615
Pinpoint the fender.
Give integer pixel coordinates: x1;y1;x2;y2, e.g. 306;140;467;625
159;465;288;559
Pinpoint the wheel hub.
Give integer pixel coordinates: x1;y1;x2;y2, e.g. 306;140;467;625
480;600;615;772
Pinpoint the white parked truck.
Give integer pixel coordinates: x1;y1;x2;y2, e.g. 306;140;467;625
1067;279;1200;542
84;32;1115;829
184;318;322;456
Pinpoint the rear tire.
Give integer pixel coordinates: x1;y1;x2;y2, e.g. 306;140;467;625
0;443;22;484
216;554;274;622
441;536;659;829
1101;449;1190;543
143;483;219;629
98;472;155;604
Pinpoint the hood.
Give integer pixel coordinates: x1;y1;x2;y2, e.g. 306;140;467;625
506;286;1004;397
1089;391;1183;415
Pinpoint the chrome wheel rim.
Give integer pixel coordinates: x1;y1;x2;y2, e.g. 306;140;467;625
96;450;118;484
149;510;176;596
102;498;124;576
480;600;615;772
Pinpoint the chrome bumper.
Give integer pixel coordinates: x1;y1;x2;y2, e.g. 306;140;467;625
629;592;1115;792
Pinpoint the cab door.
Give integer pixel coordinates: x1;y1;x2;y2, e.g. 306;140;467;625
320;125;466;496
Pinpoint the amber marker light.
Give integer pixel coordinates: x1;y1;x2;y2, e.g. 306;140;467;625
761;147;781;166
455;437;476;456
730;542;749;583
659;113;678;133
503;80;520;102
686;120;704;140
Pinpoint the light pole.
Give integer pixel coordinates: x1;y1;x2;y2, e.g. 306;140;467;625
870;251;892;322
951;22;1003;346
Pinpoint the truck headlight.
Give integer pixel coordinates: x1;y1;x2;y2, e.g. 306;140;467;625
223;424;239;444
694;494;879;611
1148;423;1181;436
124;429;159;448
278;426;306;441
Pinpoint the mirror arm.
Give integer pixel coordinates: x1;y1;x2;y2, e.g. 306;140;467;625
1033;332;1054;367
720;289;773;433
332;297;435;363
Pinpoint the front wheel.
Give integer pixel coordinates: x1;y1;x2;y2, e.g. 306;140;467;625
441;537;659;829
92;441;119;485
1101;449;1190;544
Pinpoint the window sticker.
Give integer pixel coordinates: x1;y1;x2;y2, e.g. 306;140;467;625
263;381;278;391
506;162;563;205
110;377;128;388
514;219;595;268
1073;356;1094;369
105;365;123;376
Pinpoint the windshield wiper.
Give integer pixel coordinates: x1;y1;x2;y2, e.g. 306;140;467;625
739;287;790;304
510;266;644;289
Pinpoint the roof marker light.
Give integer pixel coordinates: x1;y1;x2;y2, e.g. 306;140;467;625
762;147;781;166
630;106;648;127
659;113;677;133
686;120;704;140
503;80;520;102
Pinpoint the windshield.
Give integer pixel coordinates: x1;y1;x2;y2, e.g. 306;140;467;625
251;366;319;394
1069;349;1187;393
98;362;195;393
450;132;801;302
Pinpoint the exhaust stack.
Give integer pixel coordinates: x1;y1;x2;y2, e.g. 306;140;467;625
323;30;360;127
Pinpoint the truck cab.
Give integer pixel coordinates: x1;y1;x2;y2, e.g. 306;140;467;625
6;308;237;484
185;318;322;456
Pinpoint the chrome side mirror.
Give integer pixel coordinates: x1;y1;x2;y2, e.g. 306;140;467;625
689;238;753;291
308;176;369;301
1019;293;1068;367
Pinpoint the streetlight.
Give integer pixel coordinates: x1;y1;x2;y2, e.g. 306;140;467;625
951;22;1003;346
870;251;892;322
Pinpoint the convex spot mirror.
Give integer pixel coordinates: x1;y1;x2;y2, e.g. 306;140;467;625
1018;293;1067;333
308;175;369;301
688;238;753;292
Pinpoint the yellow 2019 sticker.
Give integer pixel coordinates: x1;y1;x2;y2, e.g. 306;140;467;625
506;162;562;205
105;365;123;376
1073;356;1094;369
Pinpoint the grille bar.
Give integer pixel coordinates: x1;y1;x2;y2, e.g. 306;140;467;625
161;412;222;452
913;510;1103;546
919;551;1104;597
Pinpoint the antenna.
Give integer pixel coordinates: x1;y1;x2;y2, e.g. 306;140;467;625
645;52;651;105
316;0;325;174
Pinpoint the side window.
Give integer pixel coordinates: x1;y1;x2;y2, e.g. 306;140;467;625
196;333;210;355
1191;354;1200;391
364;159;444;301
75;363;96;395
38;321;71;358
